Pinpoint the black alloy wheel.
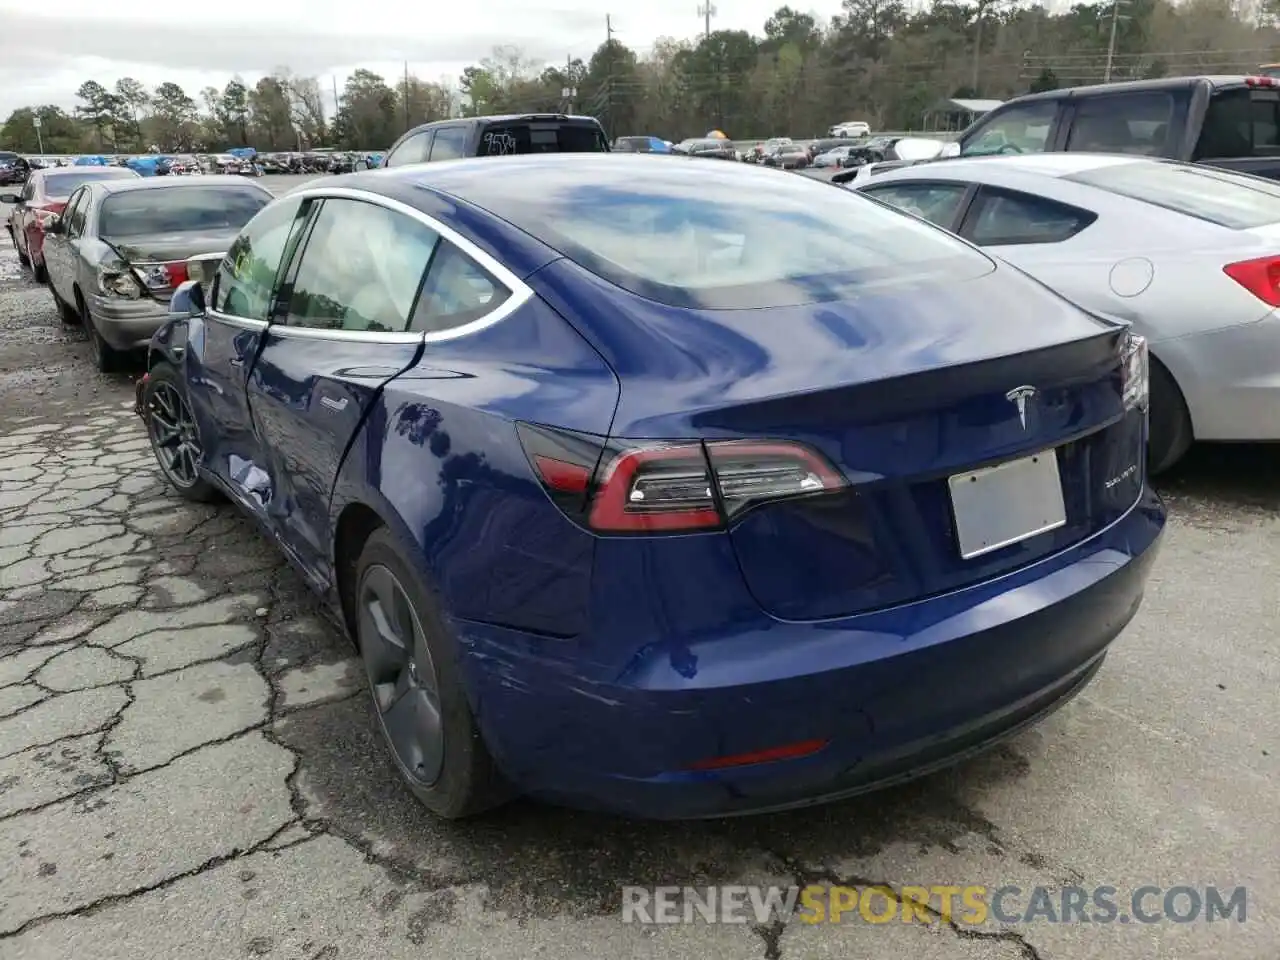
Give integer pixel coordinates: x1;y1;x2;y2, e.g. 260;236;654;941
359;562;446;787
352;528;508;819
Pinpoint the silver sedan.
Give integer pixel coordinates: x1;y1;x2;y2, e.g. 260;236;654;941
851;153;1280;472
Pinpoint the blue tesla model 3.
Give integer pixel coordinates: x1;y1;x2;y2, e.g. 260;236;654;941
137;154;1165;819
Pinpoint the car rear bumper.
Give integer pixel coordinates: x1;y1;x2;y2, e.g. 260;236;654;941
89;295;171;351
456;488;1165;819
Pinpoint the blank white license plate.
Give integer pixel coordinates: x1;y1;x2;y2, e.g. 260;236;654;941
948;450;1067;560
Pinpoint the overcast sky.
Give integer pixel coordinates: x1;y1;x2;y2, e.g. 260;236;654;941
0;1;845;118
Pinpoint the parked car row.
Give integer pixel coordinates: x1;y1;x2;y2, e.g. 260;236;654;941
123;152;1165;825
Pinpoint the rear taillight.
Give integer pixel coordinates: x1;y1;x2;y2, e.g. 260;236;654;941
1223;255;1280;307
136;262;189;291
517;423;847;534
1120;332;1148;412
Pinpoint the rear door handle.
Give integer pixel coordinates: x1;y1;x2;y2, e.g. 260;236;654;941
229;357;244;367
320;396;348;412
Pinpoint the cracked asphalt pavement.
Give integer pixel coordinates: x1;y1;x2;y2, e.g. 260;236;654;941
1;177;1277;960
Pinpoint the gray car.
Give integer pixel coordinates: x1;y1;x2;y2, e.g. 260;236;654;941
853;153;1280;472
41;176;273;371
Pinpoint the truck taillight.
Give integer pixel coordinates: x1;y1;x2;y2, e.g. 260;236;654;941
517;423;847;534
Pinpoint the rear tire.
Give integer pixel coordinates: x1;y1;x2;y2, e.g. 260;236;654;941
31;257;47;284
51;286;79;324
354;527;510;819
1147;358;1193;476
80;292;121;373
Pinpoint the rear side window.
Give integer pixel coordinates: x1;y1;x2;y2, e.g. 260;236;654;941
1065;93;1174;156
100;186;269;236
1195;88;1280;159
461;162;994;309
863;182;969;228
479;122;608;157
963;187;1096;246
410;243;512;334
65;189;89;236
386;130;432;167
1066;160;1280;229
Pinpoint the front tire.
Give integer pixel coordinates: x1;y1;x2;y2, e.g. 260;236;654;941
355;527;509;819
1147;358;1193;475
142;361;221;502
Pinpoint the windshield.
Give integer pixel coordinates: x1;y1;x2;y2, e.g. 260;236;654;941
458;158;994;309
1067;160;1280;229
479;122;608;156
42;169;137;197
99;186;270;236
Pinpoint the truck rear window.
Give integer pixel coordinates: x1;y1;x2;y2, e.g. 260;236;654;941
1196;88;1280;159
479;123;608;157
1066;160;1280;228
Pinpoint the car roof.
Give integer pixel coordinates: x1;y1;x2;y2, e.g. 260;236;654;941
1005;74;1257;105
95;174;266;194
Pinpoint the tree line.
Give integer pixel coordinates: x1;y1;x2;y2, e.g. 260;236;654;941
4;0;1280;154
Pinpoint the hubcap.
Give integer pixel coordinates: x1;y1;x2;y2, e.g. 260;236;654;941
358;563;444;786
146;381;202;488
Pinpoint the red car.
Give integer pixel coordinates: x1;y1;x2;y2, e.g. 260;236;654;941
2;166;139;282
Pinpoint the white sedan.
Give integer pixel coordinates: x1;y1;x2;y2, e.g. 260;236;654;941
852;154;1280;472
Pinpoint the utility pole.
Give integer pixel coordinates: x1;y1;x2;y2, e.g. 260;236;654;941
698;2;717;39
562;53;578;114
403;61;411;129
605;15;615;132
1104;0;1128;83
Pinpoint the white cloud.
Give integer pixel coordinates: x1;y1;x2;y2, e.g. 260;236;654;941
0;1;829;117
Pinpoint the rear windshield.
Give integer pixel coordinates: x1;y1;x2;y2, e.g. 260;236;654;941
99;186;270;236
1196;88;1280;159
1066;160;1280;229
478;122;608;157
43;169;136;197
460;159;994;309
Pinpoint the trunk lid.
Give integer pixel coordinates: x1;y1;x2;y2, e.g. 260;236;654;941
537;262;1143;621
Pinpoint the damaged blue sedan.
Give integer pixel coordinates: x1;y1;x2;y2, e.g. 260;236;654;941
137;155;1165;820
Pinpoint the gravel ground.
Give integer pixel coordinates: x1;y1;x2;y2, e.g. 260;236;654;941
0;177;1277;960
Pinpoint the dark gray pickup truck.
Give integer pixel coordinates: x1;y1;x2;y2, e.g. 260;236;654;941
838;75;1280;182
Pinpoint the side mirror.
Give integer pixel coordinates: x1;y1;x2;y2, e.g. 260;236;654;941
941;142;961;159
170;279;207;317
0;193;19;204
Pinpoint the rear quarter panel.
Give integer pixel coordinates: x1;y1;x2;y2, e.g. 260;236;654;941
329;296;620;641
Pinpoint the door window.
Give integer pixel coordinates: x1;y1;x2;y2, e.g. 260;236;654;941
19;179;35;203
386;130;432;167
409;242;513;333
963;187;1096;246
1066;94;1174;155
428;127;468;161
861;182;969;228
213;197;306;321
65;189;89;237
283;198;440;333
961;102;1057;156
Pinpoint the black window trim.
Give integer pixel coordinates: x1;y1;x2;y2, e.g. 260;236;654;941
957;184;1098;247
251;186;533;344
860;179;980;231
63;186;90;238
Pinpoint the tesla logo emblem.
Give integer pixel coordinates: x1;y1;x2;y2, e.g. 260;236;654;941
1005;385;1038;429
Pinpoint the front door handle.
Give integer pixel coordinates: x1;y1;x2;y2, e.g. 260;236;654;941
320;396;348;412
229;357;244;367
